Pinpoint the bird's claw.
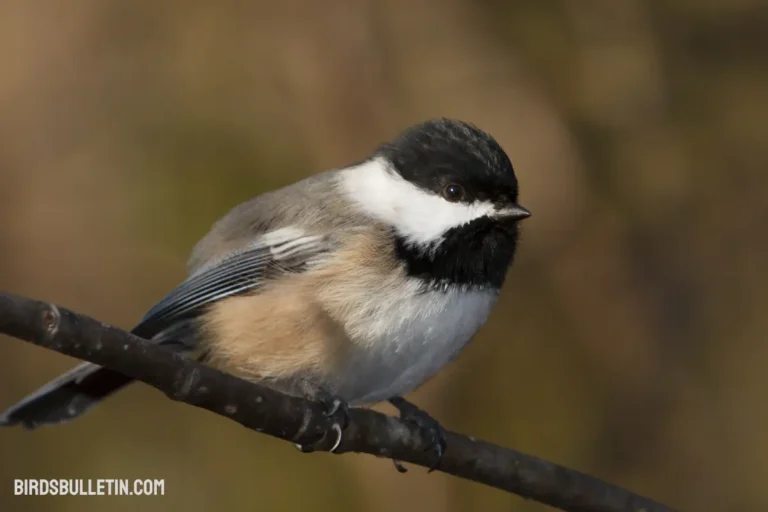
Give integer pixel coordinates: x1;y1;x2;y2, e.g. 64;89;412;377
323;397;349;429
294;391;349;454
392;459;408;473
389;396;447;473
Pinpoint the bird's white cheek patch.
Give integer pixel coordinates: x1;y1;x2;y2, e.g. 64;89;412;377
342;157;495;245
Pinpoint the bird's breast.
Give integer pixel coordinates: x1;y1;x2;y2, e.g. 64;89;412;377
305;229;500;403
325;282;498;404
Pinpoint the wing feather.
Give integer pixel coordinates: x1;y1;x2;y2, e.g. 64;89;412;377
132;230;333;339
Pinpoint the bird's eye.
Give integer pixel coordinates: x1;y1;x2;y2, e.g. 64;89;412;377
442;183;465;202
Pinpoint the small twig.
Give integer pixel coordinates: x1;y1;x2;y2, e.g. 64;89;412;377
0;292;676;512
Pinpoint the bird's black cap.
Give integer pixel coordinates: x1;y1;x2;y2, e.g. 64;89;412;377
377;118;521;209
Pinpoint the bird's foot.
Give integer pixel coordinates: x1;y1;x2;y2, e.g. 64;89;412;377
294;389;349;454
389;396;446;473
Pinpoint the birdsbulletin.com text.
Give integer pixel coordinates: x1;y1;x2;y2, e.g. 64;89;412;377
14;479;165;496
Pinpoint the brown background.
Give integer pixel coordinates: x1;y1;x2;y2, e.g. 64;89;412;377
1;1;767;511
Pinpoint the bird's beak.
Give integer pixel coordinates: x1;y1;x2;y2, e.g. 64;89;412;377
495;204;531;221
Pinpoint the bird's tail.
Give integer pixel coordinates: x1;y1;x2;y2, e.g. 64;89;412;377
0;319;198;429
0;362;134;429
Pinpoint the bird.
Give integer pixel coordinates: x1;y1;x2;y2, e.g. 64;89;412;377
0;118;530;468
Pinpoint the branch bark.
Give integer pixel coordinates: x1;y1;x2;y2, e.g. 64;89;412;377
0;292;676;512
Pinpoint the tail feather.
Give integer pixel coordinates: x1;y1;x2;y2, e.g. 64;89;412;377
1;319;199;429
0;363;133;429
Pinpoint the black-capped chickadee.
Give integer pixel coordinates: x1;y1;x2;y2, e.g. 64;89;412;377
1;118;530;464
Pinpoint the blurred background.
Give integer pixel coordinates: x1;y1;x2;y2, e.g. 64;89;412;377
1;1;766;510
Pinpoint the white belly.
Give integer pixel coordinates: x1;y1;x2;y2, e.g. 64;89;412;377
332;282;498;404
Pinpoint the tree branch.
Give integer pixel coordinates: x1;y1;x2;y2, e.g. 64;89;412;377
0;292;675;512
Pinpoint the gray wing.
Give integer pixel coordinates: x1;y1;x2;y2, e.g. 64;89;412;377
131;230;336;340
